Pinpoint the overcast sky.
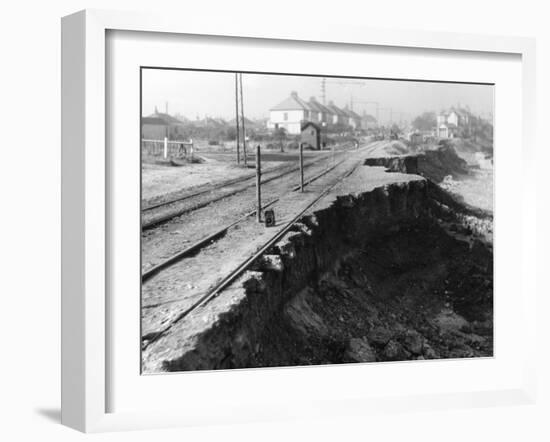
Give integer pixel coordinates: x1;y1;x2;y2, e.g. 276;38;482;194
142;68;494;124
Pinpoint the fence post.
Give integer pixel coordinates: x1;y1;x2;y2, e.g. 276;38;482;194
299;143;304;192
189;139;194;161
256;145;261;223
163;137;168;159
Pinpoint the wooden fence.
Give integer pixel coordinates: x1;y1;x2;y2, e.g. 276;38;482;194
141;138;194;159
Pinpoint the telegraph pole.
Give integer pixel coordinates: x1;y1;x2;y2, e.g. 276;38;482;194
234;73;240;164
239;73;247;167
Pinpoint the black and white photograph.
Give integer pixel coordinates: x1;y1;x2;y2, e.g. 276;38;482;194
140;69;494;373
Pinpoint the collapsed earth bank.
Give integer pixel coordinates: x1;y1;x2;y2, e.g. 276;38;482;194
145;168;493;372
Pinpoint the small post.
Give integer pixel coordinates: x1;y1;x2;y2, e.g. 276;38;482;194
299;143;304;192
163;137;168;159
189;139;194;161
256;145;262;223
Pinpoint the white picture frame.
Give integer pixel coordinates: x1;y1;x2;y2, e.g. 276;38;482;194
61;9;537;433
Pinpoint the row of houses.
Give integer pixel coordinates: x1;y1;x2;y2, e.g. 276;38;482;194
267;91;376;135
141;107;265;141
142;92;379;142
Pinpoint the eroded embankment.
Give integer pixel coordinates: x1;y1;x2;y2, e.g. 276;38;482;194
143;175;493;372
364;145;470;182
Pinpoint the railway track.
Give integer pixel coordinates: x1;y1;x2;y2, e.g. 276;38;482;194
141;146;352;230
141;158;361;348
142;156;346;281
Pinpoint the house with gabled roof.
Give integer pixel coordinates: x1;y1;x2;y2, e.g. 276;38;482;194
361;112;378;129
308;97;333;126
342;106;362;130
268;91;314;135
142;107;187;139
326;101;348;126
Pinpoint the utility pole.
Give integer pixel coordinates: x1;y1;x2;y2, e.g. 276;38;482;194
239;73;247;167
234;73;240;164
321;78;326;105
299;143;304;192
255;145;261;223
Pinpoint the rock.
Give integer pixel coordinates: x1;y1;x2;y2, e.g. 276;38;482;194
382;340;408;361
368;326;393;346
345;338;377;363
401;330;424;355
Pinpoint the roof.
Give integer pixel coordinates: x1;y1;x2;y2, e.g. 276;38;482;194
301;121;321;131
142;117;167;126
362;113;377;122
228;116;256;126
308;98;333;115
146;111;185;125
327;101;347;116
342;107;362;120
270;92;312;111
203;117;227;127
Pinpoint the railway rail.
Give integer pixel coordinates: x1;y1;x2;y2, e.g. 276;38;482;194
141;156;346;281
141;159;360;348
141;146;352;230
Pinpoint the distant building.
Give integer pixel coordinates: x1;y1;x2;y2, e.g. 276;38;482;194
342;106;362;130
436;108;466;138
141;117;168;139
301;121;321;150
228;116;257;128
361;112;378;129
308;97;333;126
142;107;187;139
326;101;348;126
436;123;457;139
437;108;472;129
268;91;313;135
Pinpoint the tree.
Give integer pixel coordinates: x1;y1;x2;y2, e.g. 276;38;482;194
412;112;437;131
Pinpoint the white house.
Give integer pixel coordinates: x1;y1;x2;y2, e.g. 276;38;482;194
268;91;314;135
437;109;462;128
436;109;461;138
437;123;450;139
